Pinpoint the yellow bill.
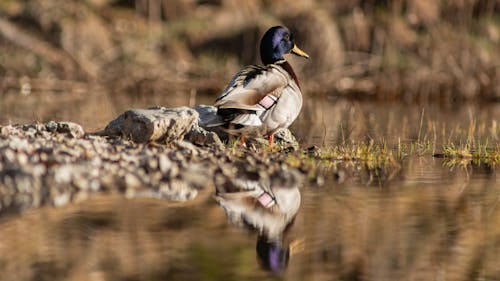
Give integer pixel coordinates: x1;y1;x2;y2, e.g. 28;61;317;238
290;44;309;59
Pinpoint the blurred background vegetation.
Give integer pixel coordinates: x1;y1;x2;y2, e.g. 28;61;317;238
0;0;499;104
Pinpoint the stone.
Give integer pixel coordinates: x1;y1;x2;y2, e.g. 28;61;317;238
0;125;13;136
157;180;198;201
45;121;58;132
273;129;300;151
194;104;219;127
158;154;172;173
184;124;223;148
55;122;85;138
102;106;198;143
124;173;141;189
193;105;228;141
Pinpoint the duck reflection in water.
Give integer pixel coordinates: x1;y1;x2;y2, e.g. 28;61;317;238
214;169;303;273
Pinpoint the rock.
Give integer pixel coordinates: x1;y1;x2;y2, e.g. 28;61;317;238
305;145;321;157
274;129;300;151
102;106;198;143
157;180;198;201
248;128;299;151
194;104;219;127
184;124;223;148
193;105;229;140
0;168;41;212
53;191;71;207
0;125;13;136
54;122;85;138
17;121;84;138
45;121;58;132
158;154;173;173
179;163;213;189
124;173;142;189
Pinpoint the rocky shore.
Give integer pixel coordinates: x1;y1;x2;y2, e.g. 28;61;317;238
0;106;302;214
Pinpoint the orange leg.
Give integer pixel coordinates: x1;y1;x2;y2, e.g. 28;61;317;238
240;135;246;146
268;134;274;147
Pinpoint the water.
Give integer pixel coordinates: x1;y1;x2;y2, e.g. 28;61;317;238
0;89;499;280
0;157;498;280
2;89;499;145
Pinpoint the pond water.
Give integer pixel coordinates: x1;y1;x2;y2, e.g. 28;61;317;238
0;157;498;280
1;89;498;145
0;89;499;280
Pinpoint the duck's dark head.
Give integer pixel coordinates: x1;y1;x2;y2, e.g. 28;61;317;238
260;26;309;65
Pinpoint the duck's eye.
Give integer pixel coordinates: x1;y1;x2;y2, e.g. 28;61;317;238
283;34;290;41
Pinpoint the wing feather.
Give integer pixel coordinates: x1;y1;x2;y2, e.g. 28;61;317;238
215;64;288;110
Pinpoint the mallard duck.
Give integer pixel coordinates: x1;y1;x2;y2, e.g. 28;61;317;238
211;26;309;145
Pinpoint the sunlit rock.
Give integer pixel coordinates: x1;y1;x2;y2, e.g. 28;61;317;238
184;124;223;148
103;106;198;143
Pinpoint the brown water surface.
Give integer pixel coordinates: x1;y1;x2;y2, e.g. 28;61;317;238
0;157;498;280
0;89;499;280
1;88;498;146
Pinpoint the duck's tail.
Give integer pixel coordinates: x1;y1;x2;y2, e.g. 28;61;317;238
198;105;263;129
231;114;263;127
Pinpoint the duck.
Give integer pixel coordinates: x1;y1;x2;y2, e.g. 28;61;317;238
210;26;309;146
